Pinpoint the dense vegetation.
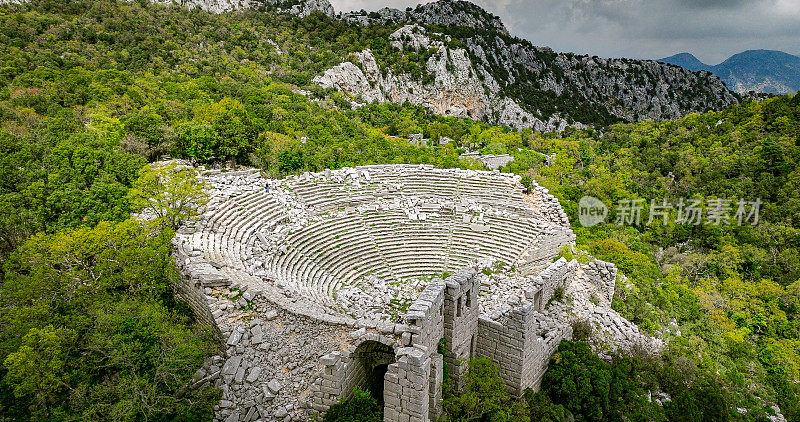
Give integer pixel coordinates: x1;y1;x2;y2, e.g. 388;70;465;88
0;0;797;421
437;345;769;422
537;95;800;421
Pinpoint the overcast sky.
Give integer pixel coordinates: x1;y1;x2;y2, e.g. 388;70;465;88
329;0;800;64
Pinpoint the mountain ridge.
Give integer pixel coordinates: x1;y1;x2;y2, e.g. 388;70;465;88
341;0;509;36
320;0;739;130
659;50;800;94
0;0;742;129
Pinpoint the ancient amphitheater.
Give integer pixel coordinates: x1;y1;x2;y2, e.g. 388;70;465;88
171;163;661;422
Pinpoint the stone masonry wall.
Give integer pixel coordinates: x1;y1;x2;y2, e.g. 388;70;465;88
314;274;453;422
516;226;576;275
477;309;528;395
384;348;433;422
442;268;481;393
525;258;578;312
313;329;403;411
526;317;572;391
476;258;578;395
477;303;572;395
403;277;447;420
405;278;446;352
173;229;228;339
581;260;617;302
477;303;573;395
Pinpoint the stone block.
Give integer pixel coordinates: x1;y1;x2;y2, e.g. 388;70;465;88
245;367;262;383
266;379;282;394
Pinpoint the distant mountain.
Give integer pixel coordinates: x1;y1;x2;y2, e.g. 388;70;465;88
659;50;800;94
659;53;712;73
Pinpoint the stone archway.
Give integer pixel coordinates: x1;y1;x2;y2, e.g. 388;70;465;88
352;340;396;404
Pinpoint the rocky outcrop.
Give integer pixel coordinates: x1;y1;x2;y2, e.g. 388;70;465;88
159;0;334;16
342;0;508;36
314;25;574;132
472;36;739;123
331;0;740;129
275;0;334;18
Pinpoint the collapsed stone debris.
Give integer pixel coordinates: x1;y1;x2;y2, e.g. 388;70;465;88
171;164;662;421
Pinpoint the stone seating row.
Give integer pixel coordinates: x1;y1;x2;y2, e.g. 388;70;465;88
192;165;565;315
257;210;552;308
281;167;526;215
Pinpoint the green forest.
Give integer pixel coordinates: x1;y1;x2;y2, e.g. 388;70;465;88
0;0;797;421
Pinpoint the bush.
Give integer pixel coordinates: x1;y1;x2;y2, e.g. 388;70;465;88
323;388;383;422
542;341;611;421
524;390;572;422
571;319;594;342
441;357;529;422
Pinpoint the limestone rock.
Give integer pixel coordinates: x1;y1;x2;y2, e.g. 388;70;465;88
266;379;282;394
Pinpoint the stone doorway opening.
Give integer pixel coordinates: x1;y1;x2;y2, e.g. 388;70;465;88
353;340;396;404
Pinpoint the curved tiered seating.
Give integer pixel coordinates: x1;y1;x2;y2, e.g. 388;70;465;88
193;165;571;316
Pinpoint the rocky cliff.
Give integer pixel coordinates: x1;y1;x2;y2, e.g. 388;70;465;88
314;25;573;132
316;16;739;130
342;0;508;36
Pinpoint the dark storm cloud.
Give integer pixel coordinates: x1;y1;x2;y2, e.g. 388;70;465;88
330;0;800;64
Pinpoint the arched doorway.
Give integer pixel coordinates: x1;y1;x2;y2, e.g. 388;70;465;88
352;340;396;404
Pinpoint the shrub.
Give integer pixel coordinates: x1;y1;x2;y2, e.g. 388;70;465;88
523;390;572;422
323;387;382;422
542;341;611;421
571;319;594;342
441;357;529;422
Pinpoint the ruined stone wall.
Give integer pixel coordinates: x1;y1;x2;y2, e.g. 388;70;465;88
172;231;227;339
477;309;527;394
581;260;617;302
313;331;402;410
315;352;366;409
384;348;433;422
442;268;481;392
173;269;218;331
516;226;576;274
313;274;453;422
476;258;577;395
405;278;446;352
525;258;578;312
528;322;572;390
403;277;447;420
477;304;572;395
427;353;444;419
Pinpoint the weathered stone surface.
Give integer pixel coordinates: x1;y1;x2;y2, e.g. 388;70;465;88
266;379;281;395
148;0;334;17
226;330;242;346
222;356;242;376
274;406;288;418
245;367;262;383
